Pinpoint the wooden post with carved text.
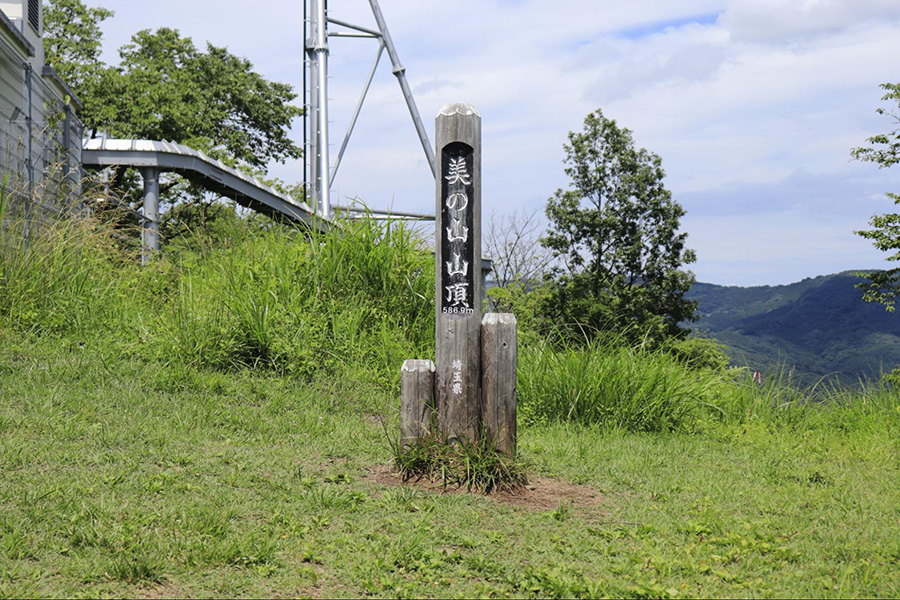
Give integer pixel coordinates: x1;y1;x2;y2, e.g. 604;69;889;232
435;103;482;444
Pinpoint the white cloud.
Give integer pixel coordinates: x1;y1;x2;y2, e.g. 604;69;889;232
723;0;900;44
85;0;900;285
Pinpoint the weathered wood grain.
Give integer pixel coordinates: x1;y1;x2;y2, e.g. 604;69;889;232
400;359;435;446
481;313;517;457
434;103;482;444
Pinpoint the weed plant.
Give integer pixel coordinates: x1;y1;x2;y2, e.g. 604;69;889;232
392;433;528;493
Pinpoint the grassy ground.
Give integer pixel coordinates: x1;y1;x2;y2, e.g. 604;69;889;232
1;334;898;599
2;208;899;598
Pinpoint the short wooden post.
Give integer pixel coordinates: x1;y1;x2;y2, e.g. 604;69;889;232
435;103;482;444
482;313;517;457
400;359;435;446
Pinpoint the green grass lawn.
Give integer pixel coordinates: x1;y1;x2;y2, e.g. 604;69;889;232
2;335;898;599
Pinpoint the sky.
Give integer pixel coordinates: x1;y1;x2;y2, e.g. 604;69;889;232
82;0;900;286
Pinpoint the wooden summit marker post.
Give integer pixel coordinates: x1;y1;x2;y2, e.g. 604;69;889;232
400;102;516;459
435;103;482;444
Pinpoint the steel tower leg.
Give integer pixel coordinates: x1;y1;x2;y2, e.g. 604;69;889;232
307;0;331;219
305;0;436;217
368;0;436;178
331;41;384;187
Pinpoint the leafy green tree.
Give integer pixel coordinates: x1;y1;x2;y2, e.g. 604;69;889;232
853;83;900;310
43;1;304;209
540;109;697;344
103;28;302;169
42;0;116;135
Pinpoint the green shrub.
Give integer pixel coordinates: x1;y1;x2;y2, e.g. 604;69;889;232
665;336;730;371
392;433;528;493
881;366;900;387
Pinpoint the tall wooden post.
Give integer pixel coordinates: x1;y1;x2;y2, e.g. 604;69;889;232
435;103;482;444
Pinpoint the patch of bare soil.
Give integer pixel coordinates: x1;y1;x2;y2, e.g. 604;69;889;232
366;465;605;513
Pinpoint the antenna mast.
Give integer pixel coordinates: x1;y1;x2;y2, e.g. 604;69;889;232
304;0;435;219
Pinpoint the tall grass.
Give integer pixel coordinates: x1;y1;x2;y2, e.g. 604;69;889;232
153;216;435;386
713;365;814;423
1;184;435;389
0;183;139;336
518;335;900;432
4;180;896;427
518;336;721;431
709;365;900;431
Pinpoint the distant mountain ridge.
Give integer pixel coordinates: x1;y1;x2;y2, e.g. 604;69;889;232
688;272;900;386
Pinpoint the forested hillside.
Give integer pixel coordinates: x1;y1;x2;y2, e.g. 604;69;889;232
690;273;900;385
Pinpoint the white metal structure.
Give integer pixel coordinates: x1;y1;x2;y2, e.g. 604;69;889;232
82;138;329;263
304;0;436;220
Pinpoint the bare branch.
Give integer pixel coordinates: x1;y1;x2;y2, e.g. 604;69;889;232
484;209;553;291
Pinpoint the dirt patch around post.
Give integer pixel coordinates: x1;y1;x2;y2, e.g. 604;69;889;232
366;465;606;513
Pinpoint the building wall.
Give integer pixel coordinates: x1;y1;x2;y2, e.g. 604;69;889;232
0;0;82;220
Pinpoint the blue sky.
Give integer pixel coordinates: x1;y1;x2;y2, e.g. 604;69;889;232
84;0;900;286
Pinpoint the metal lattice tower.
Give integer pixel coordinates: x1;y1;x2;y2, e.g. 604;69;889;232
304;0;436;220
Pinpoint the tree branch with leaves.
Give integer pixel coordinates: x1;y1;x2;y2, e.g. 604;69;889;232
43;0;305;214
853;83;900;310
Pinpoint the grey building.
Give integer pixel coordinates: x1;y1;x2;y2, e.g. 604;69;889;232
0;0;82;216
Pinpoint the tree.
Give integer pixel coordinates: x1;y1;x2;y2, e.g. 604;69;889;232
483;210;554;339
853;83;900;310
42;0;117;135
540;109;697;344
485;209;552;291
43;1;304;209
102;28;302;169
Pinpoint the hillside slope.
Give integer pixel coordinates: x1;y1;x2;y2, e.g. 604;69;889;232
689;273;900;385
